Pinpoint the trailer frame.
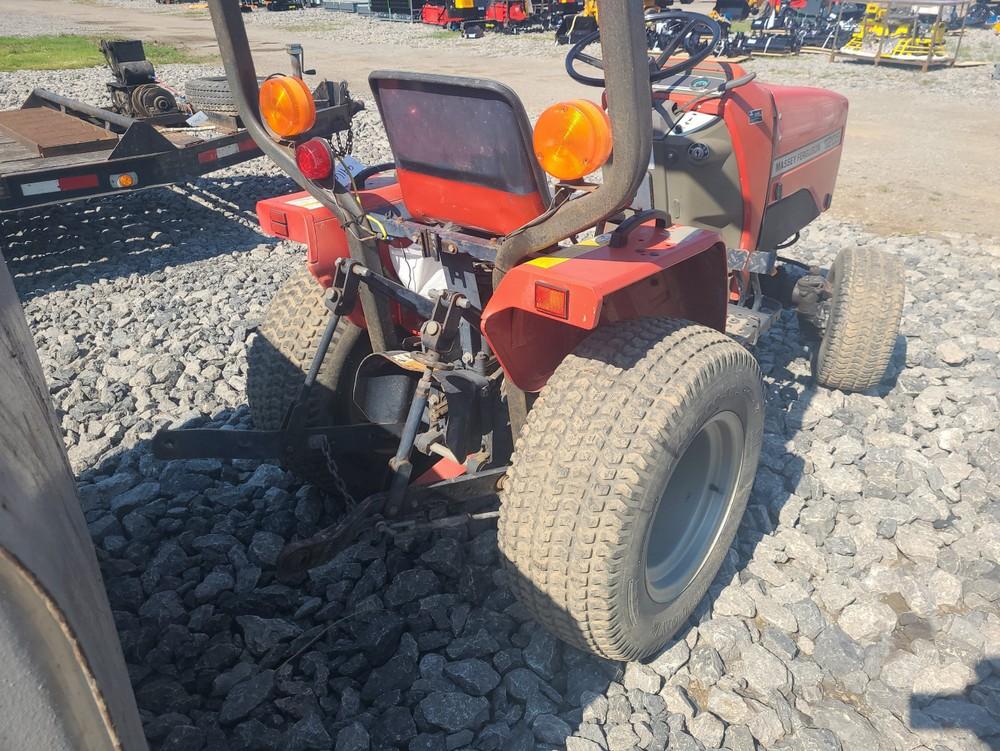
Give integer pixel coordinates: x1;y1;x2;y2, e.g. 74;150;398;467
0;84;359;214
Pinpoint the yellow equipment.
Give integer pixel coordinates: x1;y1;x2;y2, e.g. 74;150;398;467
841;2;948;60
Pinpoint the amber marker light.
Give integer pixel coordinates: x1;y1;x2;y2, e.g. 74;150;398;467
532;99;612;181
259;76;317;139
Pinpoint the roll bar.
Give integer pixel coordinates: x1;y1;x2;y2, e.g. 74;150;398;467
205;0;652;293
493;0;653;285
206;0;398;351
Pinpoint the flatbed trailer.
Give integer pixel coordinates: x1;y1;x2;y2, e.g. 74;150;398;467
0;84;357;214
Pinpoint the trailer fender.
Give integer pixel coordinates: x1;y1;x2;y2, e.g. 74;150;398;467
481;223;728;393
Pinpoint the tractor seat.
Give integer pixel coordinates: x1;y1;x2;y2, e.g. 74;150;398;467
369;71;551;237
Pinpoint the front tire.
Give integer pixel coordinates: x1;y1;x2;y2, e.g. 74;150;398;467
812;246;905;392
499;318;764;662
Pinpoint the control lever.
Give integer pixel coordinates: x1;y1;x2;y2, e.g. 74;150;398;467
679;71;757;114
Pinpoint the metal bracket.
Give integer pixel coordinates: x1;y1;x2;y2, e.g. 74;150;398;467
420;291;473;354
151;423;403;462
609;208;671;248
727;248;778;275
725;296;782;347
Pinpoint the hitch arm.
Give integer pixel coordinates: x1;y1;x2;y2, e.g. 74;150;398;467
152;423;403;462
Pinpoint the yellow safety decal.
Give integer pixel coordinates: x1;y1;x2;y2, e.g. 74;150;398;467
527;257;571;269
389;352;426;372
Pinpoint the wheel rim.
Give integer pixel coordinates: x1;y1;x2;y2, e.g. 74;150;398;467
644;410;745;604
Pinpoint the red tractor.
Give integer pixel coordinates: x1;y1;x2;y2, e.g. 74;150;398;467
156;0;903;661
421;0;489;27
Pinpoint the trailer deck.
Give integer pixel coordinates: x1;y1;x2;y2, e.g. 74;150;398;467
0;82;359;214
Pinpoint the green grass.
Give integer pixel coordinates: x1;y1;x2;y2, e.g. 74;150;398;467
0;35;207;72
428;29;461;39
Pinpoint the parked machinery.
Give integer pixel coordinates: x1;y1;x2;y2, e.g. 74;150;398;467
421;0;489;26
99;39;184;122
965;1;1000;25
840;2;950;62
796;1;866;49
742;0;805;53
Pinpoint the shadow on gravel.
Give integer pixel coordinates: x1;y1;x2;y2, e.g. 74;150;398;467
2;173;295;302
909;660;1000;747
72;261;912;748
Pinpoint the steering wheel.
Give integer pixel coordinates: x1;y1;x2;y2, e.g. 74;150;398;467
566;11;722;87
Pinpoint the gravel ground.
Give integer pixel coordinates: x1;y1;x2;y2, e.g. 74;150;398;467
3;61;1000;751
0;9;89;36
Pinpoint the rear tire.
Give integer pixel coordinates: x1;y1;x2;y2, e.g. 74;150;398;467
247;268;382;496
499;318;764;662
812;246;905;392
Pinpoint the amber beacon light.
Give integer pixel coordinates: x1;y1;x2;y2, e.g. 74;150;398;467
532;99;612;181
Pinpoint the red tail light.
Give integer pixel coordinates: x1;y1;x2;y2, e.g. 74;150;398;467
295;138;333;180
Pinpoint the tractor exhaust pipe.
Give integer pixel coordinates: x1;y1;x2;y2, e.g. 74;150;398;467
492;0;653;287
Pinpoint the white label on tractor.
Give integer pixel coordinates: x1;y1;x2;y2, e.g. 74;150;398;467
771;130;843;177
287;196;324;209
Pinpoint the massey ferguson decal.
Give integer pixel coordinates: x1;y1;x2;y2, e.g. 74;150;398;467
772;130;843;177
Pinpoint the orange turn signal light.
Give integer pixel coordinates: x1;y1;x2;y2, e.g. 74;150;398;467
534;282;569;319
533;99;612;181
259;76;316;139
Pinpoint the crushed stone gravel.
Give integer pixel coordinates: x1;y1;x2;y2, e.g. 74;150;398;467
2;53;999;751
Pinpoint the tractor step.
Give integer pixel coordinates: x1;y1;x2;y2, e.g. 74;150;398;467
726;297;782;347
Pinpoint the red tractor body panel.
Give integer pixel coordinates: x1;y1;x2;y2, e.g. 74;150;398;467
256;186;403;328
764;84;848;219
395;167;547;235
257;187;729;394
659;62;848;253
482;223;727;392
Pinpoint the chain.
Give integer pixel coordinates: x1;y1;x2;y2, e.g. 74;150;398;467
315;434;358;510
332;123;354;157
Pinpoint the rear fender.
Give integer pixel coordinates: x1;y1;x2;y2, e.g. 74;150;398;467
481;223;728;392
256;185;404;329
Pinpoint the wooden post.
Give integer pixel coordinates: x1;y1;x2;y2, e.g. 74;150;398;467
874;1;888;66
923;4;941;72
0;254;148;751
951;0;967;68
829;0;846;62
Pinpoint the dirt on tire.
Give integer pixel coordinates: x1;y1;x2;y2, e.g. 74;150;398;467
498;317;764;662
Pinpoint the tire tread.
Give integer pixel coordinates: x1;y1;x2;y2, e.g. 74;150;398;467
498;318;762;662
